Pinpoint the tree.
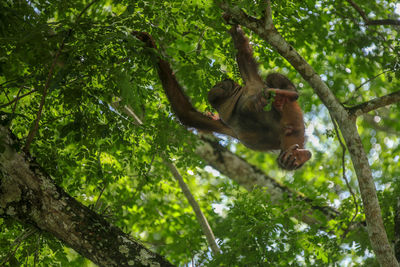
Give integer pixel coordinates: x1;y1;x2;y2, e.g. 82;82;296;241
1;0;400;266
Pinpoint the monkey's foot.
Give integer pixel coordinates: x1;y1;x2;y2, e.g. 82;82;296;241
278;144;312;170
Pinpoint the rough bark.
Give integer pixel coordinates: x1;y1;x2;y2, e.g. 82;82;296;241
395;197;400;262
0;125;174;267
338;120;396;266
219;2;399;266
349;90;400;117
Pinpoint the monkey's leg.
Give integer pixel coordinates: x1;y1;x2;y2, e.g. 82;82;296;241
277;101;311;170
227;24;264;84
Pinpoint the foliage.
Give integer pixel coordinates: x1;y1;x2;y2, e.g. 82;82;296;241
200;189;343;266
0;0;399;266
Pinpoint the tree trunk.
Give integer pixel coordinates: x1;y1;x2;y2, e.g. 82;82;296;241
0;125;174;267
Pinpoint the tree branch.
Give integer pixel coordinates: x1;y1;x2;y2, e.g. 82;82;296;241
395;196;400;262
331;114;359;238
262;0;273;28
0;89;37;109
219;1;344;115
218;2;399;265
349;90;400;117
345;0;400;26
23;45;62;152
342;69;393;105
196;135;340;225
0;125;175;267
345;0;369;21
165;160;221;255
366;19;400;26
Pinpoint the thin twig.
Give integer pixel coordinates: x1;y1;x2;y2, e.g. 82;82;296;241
0;228;37;266
0;78;18;88
330;114;358;238
23;42;64;152
109;100;143;126
11;86;24;114
94;152;106;211
345;0;400;26
95;184;107;211
345;0;369;21
123;105;143;125
343;69;393;105
1;88;11;103
355;70;392;91
196;29;206;54
23;0;99;152
33;233;42;267
0;71;37;90
263;0;273;28
340;1;396;51
0;89;37;109
76;0;98;22
164;159;221;255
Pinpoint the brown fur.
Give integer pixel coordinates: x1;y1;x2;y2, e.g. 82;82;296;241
133;25;311;170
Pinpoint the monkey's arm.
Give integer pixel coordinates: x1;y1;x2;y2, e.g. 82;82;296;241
157;60;237;137
133;32;237;138
228;25;263;86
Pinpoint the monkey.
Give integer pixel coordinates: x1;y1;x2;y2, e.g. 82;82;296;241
133;25;311;170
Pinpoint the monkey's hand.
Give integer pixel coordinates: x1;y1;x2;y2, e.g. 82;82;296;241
222;13;237;25
277;144;312;170
260;88;299;112
132;31;157;48
205;112;220;121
